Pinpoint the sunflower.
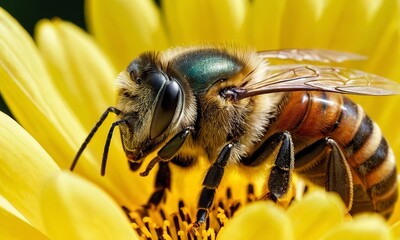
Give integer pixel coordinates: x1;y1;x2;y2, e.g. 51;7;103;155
1;0;400;239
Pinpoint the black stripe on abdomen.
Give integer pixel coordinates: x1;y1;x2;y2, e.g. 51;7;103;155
368;166;398;217
356;137;388;176
345;115;373;154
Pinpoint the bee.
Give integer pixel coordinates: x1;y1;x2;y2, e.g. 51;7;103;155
71;45;400;227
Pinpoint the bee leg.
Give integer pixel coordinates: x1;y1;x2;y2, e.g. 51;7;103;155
240;132;294;201
140;127;192;207
140;127;191;176
193;143;234;229
325;138;353;210
295;137;353;210
242;131;295;202
146;161;171;207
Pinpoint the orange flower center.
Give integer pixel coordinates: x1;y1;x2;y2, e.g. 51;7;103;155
124;184;259;239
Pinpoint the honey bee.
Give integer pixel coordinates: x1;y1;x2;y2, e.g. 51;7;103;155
71;45;400;227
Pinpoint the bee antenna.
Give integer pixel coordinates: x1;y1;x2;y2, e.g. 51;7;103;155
101;118;127;176
70;107;121;172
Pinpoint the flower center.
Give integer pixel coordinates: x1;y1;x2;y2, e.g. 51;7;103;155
123;184;258;239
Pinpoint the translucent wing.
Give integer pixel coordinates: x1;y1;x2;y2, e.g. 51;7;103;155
236;65;400;100
258;49;366;63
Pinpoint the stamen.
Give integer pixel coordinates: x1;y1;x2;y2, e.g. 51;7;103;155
247;183;256;202
229;201;241;217
304;185;309;194
123;182;302;239
226;187;232;199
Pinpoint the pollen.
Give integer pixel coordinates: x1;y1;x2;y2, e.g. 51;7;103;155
124;184;258;240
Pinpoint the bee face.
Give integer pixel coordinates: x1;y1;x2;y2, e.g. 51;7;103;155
115;54;185;161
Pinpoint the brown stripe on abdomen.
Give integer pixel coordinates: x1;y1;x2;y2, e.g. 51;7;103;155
330;96;362;146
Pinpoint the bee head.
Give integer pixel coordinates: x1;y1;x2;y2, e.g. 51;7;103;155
114;54;184;162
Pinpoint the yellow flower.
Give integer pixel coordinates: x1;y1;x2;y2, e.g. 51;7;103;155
1;0;400;239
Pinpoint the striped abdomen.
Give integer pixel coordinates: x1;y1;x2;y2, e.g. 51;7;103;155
274;91;398;218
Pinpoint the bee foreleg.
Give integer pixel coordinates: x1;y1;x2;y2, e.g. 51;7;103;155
141;127;192;207
140;127;191;176
193;142;234;228
295;137;353;210
146;161;171;207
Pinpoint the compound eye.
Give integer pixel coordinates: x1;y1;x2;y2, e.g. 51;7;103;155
150;80;181;139
147;71;167;92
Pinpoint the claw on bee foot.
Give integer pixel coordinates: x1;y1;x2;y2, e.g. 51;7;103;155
261;192;278;202
188;209;208;237
139;156;161;176
188;222;202;237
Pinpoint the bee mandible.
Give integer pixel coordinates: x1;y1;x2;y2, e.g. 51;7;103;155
71;45;400;227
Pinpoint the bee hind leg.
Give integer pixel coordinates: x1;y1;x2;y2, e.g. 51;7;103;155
146;161;171;207
295;137;353;210
325;138;354;210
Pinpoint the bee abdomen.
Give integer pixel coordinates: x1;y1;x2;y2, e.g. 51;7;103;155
339;106;398;217
350;135;398;217
279;91;398;217
334;97;397;217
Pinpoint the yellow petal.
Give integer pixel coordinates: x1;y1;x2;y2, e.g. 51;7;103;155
287;190;346;240
245;0;286;49
0;195;49;240
35;19;117;131
329;0;399;56
280;0;347;49
41;172;139;240
0;194;28;223
0;8;85;166
162;0;248;45
391;220;400;238
85;0;168;70
0;112;59;234
0;8;146;215
218;201;294;240
321;214;393;240
364;18;400;80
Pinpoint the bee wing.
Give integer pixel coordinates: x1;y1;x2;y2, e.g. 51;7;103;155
237;65;400;99
258;49;366;63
